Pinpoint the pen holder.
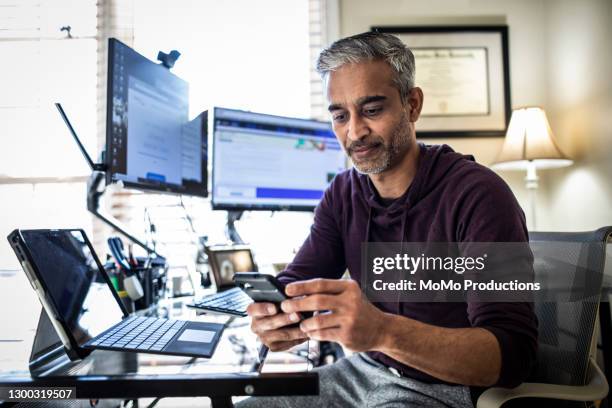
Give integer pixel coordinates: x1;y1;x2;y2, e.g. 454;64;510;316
132;264;167;310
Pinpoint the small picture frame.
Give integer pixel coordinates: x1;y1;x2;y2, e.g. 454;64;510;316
371;25;511;138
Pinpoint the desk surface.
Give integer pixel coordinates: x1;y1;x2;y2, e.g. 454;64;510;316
0;287;318;403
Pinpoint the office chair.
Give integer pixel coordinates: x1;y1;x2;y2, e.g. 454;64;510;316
477;226;612;408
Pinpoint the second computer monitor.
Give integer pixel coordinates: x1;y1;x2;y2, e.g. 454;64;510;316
212;107;346;211
106;38;208;197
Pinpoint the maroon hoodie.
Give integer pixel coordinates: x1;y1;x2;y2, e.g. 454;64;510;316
278;143;538;388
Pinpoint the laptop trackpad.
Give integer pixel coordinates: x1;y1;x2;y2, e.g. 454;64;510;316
178;329;215;343
163;321;224;358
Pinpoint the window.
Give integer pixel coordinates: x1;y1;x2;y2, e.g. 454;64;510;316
116;0;317;268
0;0;334;270
133;0;311;118
0;0;97;268
0;0;98;352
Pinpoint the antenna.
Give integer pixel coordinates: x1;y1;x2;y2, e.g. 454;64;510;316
54;103;107;172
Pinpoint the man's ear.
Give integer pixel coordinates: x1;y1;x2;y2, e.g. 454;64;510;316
405;87;424;122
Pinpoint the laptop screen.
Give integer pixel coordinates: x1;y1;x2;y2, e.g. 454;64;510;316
208;248;256;288
21;230;125;347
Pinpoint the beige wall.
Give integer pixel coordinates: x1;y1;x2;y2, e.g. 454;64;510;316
337;0;611;231
541;0;612;231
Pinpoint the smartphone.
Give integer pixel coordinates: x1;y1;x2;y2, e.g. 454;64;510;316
233;272;313;321
234;272;289;303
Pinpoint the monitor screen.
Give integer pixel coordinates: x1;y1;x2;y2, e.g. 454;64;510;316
20;230;125;348
211;107;346;210
106;38;208;197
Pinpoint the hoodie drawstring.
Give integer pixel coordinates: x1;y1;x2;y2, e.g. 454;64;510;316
396;211;408;315
365;203;408;316
365;206;373;243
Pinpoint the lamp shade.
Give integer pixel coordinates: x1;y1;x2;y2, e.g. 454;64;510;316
492;107;573;170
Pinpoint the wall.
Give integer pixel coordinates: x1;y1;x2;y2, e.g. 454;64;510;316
541;0;612;231
336;0;612;230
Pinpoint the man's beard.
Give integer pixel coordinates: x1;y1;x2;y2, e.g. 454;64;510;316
345;112;412;175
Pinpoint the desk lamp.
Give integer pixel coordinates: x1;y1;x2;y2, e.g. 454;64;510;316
492;107;573;230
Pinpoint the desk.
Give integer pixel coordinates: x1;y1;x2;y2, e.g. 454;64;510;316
0;294;318;407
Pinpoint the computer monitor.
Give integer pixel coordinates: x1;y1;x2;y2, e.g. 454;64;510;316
106;38;208;197
211;107;346;211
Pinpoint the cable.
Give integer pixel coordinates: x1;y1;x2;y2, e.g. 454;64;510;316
179;195;197;235
144;397;161;408
287;338;317;369
306;338;313;370
143;207;158;253
228;334;249;366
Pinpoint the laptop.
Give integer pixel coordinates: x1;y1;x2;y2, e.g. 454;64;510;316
189;246;255;317
7;229;225;360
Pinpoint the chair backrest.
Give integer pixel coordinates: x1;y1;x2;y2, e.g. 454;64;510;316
528;227;612;386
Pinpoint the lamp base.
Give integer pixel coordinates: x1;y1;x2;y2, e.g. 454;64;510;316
525;161;538;230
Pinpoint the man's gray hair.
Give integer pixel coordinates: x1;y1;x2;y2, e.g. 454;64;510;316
316;31;416;104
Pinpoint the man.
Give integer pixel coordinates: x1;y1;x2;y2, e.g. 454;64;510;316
239;32;537;407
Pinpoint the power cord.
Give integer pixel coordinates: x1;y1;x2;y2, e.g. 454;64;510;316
228;334;250;366
287;338;317;369
179;195;197;237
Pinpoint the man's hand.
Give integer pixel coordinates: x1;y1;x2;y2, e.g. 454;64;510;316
246;302;308;351
280;278;386;352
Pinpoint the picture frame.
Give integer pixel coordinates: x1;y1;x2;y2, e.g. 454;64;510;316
371;25;511;138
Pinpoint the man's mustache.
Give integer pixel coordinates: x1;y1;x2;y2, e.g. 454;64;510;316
346;138;384;154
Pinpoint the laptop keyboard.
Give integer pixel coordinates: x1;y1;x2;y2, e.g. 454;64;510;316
86;316;187;351
192;287;253;316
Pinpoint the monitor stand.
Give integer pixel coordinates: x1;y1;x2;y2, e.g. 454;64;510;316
226;210;245;244
29;308;73;376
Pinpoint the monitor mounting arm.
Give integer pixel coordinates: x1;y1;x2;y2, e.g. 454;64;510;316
55;103;162;258
226;210;245;245
86;171;161;256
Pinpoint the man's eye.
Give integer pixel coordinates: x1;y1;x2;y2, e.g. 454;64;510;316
364;107;382;116
333;113;347;122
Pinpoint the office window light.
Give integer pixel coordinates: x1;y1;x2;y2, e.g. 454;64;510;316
114;0;317;267
0;0;98;357
133;0;311;119
0;0;97;268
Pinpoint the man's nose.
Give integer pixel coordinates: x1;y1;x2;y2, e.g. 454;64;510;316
346;114;370;142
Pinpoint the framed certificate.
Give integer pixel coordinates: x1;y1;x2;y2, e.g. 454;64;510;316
371;26;511;138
